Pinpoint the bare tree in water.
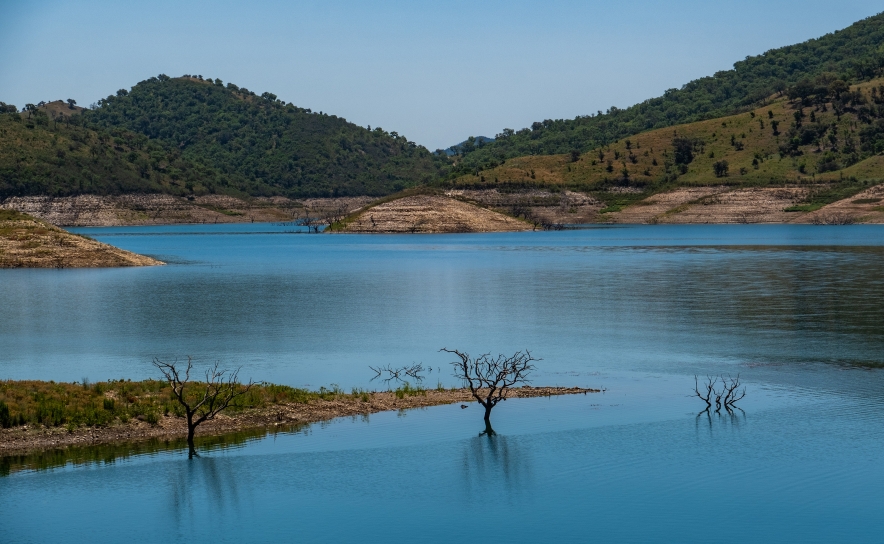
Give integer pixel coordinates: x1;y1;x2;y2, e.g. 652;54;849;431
441;348;538;435
694;375;745;414
153;357;254;458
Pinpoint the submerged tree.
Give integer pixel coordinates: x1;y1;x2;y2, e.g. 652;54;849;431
442;348;538;435
153;357;254;458
694;375;746;414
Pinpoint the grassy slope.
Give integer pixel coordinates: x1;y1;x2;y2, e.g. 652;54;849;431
449;79;884;209
452;12;884;173
84;76;449;197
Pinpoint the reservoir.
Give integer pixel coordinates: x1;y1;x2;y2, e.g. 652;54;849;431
1;224;883;542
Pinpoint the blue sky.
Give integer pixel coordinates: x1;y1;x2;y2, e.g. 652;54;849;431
1;0;881;150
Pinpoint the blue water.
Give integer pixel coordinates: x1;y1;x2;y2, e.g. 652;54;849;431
1;224;883;543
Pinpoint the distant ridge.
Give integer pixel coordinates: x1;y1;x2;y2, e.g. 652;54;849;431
452;12;884;175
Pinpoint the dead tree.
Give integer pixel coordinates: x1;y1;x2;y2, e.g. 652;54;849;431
369;363;425;385
694;374;746;414
721;375;746;411
299;207;322;233
442;348;538;435
153;357;254;458
694;376;714;411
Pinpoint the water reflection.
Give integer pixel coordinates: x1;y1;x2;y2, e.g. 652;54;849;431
3;226;883;388
460;434;532;494
0;424;305;476
168;456;244;525
695;407;747;442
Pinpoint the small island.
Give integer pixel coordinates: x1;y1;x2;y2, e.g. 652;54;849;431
0;209;162;268
333;193;531;233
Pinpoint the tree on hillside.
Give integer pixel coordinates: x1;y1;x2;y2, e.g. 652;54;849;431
153;357;254;458
713;160;729;177
66;99;77;109
442;348;538;435
673;136;695;165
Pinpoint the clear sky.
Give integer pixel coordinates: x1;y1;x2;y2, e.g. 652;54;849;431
1;0;881;150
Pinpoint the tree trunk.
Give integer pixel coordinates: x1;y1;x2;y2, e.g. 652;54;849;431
482;404;495;436
186;413;197;458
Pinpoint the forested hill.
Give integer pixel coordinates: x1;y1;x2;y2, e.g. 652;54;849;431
0;101;222;199
83;75;448;197
452;12;884;175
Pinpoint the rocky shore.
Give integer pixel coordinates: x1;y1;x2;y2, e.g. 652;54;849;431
4;184;882;234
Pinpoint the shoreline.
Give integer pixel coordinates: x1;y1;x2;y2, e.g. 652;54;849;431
0;210;164;268
0;386;597;457
4;185;884;231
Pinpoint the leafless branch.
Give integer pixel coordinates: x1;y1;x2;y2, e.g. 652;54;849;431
368;363;425;384
441;347;538;434
694;375;713;411
153;356;254;458
693;374;747;414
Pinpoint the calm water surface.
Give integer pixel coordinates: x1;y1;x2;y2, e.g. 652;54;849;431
1;224;883;543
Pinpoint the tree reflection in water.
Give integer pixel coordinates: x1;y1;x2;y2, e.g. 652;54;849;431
168;456;245;524
460;433;533;495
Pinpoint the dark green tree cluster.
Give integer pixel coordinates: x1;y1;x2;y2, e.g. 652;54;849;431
0;105;221;199
84;75;449;197
451;12;884;176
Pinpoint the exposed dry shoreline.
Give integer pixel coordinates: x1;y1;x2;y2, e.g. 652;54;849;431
339;194;531;233
0;210;163;268
0;386;597;457
5;185;883;230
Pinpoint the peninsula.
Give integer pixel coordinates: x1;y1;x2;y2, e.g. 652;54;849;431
0;380;597;457
0;209;162;268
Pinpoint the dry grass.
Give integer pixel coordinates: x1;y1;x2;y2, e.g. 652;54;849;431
451;77;884;191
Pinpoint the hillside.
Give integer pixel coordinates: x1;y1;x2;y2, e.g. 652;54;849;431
0;101;227;199
0;209;162;268
449;77;884;215
84;75;448;197
451;12;884;175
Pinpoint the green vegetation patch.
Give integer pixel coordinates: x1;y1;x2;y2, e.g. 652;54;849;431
0;108;218;199
786;179;875;211
0;209;28;221
0;379;349;430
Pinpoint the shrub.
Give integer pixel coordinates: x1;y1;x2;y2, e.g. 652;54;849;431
0;400;10;428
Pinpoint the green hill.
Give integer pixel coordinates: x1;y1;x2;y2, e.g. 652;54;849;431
451;12;884;176
0;101;220;199
449;77;884;210
83;75;448;197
